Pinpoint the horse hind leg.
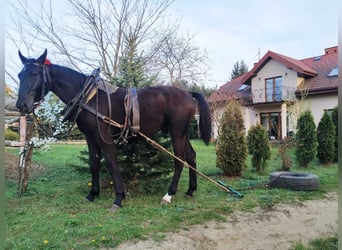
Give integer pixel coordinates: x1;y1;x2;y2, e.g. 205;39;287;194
185;140;197;198
161;137;186;204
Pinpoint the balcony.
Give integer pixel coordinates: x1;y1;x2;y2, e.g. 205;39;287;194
251;86;296;104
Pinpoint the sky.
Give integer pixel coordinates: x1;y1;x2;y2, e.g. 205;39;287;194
5;0;339;89
170;0;338;87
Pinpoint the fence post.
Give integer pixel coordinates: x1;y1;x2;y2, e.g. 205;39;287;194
18;115;35;195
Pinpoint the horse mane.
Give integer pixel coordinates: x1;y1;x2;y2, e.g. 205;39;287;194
51;64;87;88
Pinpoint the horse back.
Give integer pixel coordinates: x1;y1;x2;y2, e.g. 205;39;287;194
137;86;196;135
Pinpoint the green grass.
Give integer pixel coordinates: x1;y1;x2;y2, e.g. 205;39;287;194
292;235;337;250
5;141;338;249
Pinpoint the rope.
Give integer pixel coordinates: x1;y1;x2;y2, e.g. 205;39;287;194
82;105;233;194
137;132;232;193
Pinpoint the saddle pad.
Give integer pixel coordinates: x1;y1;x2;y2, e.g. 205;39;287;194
97;80;119;94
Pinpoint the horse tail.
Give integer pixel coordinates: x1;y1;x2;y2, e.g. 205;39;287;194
191;92;212;145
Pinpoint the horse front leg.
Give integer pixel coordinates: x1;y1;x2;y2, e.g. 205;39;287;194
102;145;125;211
85;137;101;201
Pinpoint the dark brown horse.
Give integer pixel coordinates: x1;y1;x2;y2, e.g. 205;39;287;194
16;49;212;210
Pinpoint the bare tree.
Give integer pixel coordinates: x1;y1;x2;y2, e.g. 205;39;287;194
6;0;209;89
151;26;209;86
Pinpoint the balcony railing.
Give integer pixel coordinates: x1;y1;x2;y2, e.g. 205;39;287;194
251;86;296;104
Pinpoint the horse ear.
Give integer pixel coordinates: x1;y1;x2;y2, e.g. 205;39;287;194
18;50;28;64
36;49;48;65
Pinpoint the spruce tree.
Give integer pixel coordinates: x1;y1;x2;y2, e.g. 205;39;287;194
295;111;317;168
317;111;335;164
108;46;175;193
230;60;249;80
247;124;271;174
216;101;247;176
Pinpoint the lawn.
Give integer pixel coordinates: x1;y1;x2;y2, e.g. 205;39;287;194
5;141;338;249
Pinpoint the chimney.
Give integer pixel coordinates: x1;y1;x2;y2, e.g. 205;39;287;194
325;46;338;55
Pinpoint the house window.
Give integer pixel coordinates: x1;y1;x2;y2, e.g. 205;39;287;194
265;76;282;102
327;67;338;77
260;112;281;139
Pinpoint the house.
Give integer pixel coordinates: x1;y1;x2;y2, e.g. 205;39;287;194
208;46;338;139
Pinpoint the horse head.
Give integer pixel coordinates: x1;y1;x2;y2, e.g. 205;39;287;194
16;49;51;113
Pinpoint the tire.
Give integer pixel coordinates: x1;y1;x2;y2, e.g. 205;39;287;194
269;171;319;191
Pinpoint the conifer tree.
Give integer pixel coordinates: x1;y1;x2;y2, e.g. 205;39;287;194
247;124;271;174
216;101;247;176
295;111;317;168
112;46;174;193
230;60;249;80
331;107;338;162
317;111;335;164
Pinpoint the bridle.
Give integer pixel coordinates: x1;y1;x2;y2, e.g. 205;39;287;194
22;62;52;109
21;62;53;136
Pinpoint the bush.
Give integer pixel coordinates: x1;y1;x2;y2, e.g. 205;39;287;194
278;135;296;171
116;132;174;194
216;102;247;176
189;118;199;140
331;106;338;162
247;124;271;174
317;111;335;164
80;132;174;194
5;128;19;141
295;111;317;168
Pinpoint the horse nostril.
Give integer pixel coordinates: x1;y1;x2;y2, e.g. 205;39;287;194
16;102;28;113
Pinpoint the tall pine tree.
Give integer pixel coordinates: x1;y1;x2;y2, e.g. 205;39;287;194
230;60;249;80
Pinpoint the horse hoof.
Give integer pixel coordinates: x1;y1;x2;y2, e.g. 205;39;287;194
110;204;122;212
160;199;171;205
184;194;193;199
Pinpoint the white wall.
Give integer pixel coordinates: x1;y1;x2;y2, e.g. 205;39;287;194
301;93;338;125
251;59;298;103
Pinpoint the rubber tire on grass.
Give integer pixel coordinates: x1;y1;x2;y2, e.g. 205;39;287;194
269;171;319;191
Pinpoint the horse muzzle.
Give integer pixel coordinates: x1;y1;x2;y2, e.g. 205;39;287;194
16;99;34;114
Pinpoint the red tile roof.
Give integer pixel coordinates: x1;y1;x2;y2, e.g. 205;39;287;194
210;46;338;103
208;73;251;103
297;46;338;95
240;50;317;84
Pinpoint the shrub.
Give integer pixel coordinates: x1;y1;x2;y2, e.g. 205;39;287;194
331;106;338;162
317;111;335;164
79;132;174;194
247;124;271;174
116;132;174;193
295;110;317;168
5;128;19;141
189;118;199;140
216;102;247;176
278;135;296;171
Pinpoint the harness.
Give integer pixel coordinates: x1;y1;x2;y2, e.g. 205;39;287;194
61;68;140;144
23;62;52;107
